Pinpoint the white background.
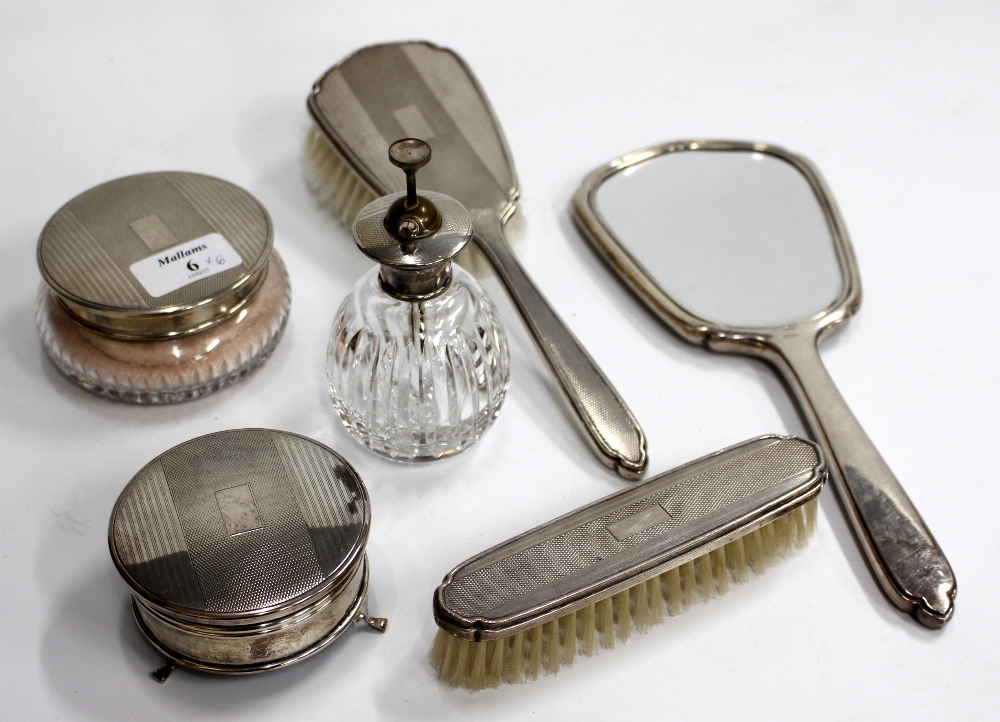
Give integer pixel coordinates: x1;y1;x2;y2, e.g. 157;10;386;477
2;2;997;720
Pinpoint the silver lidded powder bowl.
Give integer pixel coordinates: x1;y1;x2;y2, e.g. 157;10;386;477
109;429;386;680
36;172;291;403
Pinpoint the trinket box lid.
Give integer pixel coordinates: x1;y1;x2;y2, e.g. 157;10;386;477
109;429;370;622
38;172;273;338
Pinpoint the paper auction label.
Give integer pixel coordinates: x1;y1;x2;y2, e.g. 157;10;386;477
130;234;243;297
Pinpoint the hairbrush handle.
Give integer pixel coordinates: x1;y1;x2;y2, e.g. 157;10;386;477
471;211;647;479
774;334;956;627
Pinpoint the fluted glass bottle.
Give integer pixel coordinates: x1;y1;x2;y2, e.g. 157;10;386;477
327;138;511;462
328;265;509;461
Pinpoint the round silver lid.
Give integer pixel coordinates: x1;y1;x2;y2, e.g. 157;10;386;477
109;429;369;622
38;172;273;339
352;190;472;269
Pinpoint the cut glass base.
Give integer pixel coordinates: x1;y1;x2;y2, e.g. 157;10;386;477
328;266;510;462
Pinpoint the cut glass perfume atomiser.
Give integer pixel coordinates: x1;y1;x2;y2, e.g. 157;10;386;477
327;139;510;462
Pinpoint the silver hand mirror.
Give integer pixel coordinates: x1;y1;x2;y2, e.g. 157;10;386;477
572;139;955;628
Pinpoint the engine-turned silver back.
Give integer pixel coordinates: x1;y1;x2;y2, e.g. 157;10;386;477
435;435;825;640
110;428;369;619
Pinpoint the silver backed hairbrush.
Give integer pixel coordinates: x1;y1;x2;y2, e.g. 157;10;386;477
431;435;826;690
306;41;647;480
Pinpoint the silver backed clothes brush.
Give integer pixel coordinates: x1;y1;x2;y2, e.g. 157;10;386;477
306;40;647;480
432;435;826;690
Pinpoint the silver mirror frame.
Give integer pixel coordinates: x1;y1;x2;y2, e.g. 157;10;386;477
573;139;860;349
573;139;956;628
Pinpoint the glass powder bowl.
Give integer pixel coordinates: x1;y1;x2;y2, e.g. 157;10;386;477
35;172;291;403
327;139;510;462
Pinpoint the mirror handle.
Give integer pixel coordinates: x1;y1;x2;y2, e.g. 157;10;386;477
773;333;956;627
469;210;647;480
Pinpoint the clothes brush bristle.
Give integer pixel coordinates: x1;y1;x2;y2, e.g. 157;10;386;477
431;498;817;691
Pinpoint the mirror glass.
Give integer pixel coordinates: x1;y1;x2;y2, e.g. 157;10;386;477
594;149;844;328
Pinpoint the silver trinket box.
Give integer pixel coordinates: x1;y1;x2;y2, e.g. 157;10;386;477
109;428;386;680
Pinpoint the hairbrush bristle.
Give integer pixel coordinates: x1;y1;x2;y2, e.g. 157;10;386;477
303;125;498;274
304;125;377;225
431;497;818;690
